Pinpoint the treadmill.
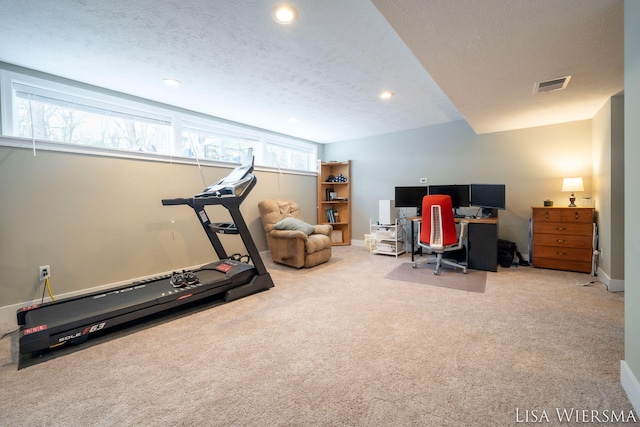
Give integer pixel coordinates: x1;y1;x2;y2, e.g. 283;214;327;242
17;149;274;358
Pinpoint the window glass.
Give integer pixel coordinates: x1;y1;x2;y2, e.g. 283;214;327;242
3;71;318;172
15;90;171;154
181;126;257;163
264;140;315;171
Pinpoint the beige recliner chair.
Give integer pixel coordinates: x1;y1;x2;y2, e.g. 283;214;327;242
258;199;332;268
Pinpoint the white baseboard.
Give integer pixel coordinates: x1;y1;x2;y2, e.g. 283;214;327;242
597;267;625;292
0;263;206;324
621;360;640;414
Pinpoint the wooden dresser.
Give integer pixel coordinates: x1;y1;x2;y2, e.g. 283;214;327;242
531;207;595;273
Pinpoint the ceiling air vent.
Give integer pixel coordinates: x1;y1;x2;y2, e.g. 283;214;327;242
533;75;571;94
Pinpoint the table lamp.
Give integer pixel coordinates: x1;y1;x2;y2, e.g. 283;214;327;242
562;177;584;207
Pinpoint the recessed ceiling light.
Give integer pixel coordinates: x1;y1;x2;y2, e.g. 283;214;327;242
163;78;181;87
273;5;298;24
379;91;394;100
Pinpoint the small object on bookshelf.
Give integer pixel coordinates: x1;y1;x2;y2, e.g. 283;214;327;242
329;191;337;201
331;230;343;243
326;174;347;183
326;188;334;201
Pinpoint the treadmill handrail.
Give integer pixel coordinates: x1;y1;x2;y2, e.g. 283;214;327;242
162;174;256;209
162;198;190;206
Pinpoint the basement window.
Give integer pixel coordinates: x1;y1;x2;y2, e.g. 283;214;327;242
14;83;172;154
264;139;316;172
181;123;258;162
1;69;318;173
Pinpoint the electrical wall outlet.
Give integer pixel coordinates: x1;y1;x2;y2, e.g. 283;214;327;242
419;178;428;183
39;265;50;281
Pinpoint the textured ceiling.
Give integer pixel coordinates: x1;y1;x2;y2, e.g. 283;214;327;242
372;0;624;135
0;0;624;143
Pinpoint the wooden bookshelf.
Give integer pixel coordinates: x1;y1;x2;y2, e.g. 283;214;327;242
317;160;351;245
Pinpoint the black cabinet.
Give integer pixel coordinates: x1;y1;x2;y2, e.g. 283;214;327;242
467;222;498;272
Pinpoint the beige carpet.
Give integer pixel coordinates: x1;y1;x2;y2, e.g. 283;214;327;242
385;261;487;293
0;246;636;426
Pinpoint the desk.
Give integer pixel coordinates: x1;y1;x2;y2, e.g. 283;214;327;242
409;216;499;272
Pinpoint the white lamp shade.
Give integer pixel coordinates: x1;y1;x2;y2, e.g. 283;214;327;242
562;177;584;192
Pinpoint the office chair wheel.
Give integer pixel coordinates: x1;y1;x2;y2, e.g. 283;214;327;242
412;263;417;268
434;270;440;275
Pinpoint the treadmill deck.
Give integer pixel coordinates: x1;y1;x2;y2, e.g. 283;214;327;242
19;262;256;355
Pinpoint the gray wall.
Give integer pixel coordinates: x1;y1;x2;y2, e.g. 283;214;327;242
624;0;640;411
592;95;625;283
323;119;593;260
0;142;318;314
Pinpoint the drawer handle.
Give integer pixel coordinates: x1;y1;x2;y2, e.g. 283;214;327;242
545;212;550;218
556;252;566;255
575;212;579;220
556;227;567;230
556;239;566;243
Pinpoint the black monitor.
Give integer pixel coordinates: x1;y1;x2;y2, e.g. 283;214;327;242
428;184;470;210
394;186;428;214
471;184;506;213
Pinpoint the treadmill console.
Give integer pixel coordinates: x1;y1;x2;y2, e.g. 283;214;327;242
195;149;255;198
214;261;235;273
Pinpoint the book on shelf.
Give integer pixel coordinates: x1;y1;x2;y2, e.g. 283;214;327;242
325;207;333;222
325;207;339;223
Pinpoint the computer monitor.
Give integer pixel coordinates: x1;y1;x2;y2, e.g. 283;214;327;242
471;184;506;212
394;186;428;215
428;184;470;210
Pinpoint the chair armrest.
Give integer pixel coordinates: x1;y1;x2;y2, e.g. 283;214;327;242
269;229;308;240
454;221;469;249
459;221;469;241
313;224;333;236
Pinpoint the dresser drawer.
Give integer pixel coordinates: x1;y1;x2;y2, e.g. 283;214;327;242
532;257;592;274
561;209;593;223
533;222;593;236
532;233;592;248
532;245;593;262
532;208;593;223
532;209;562;222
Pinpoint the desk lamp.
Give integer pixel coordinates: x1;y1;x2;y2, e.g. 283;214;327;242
562;177;584;207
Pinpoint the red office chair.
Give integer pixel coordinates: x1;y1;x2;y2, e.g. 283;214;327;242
413;194;468;275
